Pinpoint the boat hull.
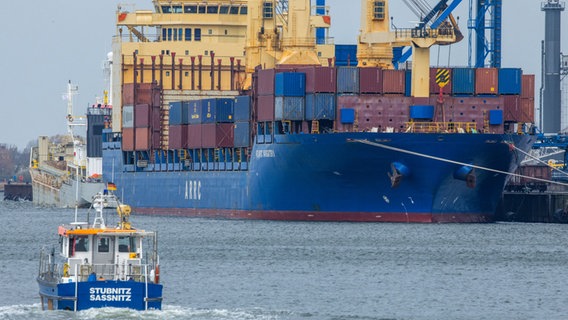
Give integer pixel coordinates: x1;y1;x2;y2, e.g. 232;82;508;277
38;278;162;311
103;132;535;222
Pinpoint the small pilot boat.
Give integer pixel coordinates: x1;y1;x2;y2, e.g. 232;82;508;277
37;188;162;311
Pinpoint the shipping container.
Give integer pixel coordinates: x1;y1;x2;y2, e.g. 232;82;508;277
404;70;412;97
152;107;161;130
430;68;452;95
498;68;522;95
135;127;151;151
334;44;358;66
169;101;183;125
122;128;134;151
168;125;186;149
134;104;151;128
187;100;203;124
275;72;306;97
359;67;383;94
520;98;535;123
275;96;305;120
475;68;499;95
521;74;535;99
257;69;276;95
337;67;360;93
503;95;521;122
199;98;234;123
452;68;475;95
234;96;251;121
489;109;503;125
201;123;234;148
122;83;161;106
234;122;251;147
382;69;405;94
257;95;275;121
409;105;435;119
122;105;134;128
187;124;202;148
305;93;336;120
299;66;336;93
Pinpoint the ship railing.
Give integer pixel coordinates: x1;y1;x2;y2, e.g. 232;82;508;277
405;122;479;134
280;37;317;47
394;27;455;41
65;262;157;283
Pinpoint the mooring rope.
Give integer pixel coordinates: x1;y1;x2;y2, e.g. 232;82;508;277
354;139;568;187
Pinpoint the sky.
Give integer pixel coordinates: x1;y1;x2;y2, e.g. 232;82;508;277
0;0;566;150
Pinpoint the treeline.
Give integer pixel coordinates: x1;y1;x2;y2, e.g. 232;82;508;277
0;142;33;183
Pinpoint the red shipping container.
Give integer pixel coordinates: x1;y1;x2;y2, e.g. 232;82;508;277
475;68;498;95
257;69;276;95
201;123;234;148
134;104;151;128
257;95;275;121
123;83;158;106
359;67;383;94
187;124;202;148
503;95;520;122
521;74;535;99
169;125;186;149
429;68;452;95
122;128;134;151
152;132;161;149
382;70;405;94
299;66;336;93
135;127;151;151
520;98;535;123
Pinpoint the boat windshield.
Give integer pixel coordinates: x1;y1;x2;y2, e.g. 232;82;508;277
118;236;136;253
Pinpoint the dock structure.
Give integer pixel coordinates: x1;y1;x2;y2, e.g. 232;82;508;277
3;183;33;201
499;190;568;223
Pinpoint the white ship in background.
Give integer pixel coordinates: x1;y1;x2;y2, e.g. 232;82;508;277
29;81;111;208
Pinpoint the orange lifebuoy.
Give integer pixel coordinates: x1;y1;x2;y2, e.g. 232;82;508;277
154;265;160;284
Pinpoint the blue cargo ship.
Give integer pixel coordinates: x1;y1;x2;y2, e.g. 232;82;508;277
98;0;536;223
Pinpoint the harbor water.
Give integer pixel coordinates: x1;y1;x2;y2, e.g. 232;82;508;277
0;198;567;319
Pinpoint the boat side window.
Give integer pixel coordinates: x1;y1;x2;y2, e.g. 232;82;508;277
118;236;137;253
98;237;110;253
185;28;192;41
229;6;239;15
161;6;171;13
240;6;248;15
75;236;89;252
220;6;229;14
172;5;183;13
185;5;197;13
198;6;206;14
207;5;218;14
195;29;202;41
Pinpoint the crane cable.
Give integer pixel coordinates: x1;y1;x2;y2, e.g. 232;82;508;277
354;139;568;187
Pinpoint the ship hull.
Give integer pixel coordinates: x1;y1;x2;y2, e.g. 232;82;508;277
30;171;104;208
103;132;535;222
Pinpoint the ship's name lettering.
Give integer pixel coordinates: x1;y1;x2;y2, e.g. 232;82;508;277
256;150;275;158
89;287;132;302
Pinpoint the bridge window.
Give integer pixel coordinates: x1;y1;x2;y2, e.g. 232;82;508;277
75;236;89;252
207;5;219;14
195;28;202;41
161;6;171;13
373;1;385;20
97;238;110;253
172;6;183;13
185;5;197;13
230;6;239;15
263;2;273;19
240;6;248;15
220;6;230;14
118;236;136;253
198;6;206;14
185;28;192;41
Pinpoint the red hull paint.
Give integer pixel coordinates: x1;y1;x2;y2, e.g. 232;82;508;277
134;208;493;223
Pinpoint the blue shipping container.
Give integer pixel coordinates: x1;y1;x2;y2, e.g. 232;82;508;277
404;70;412;97
409;105;435;119
335;44;358;67
275;72;306;97
233;122;250;147
452;68;475;95
169;102;183;125
337;67;360;93
275;96;305;120
498;68;522;95
192;98;234;124
187;100;203;124
305;93;336;120
234;96;251;121
489;109;503;125
340;108;355;124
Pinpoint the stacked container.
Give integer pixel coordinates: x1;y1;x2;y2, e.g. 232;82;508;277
337;67;359;93
429;68;452;95
475;68;499;95
256;69;276;121
302;66;337;121
233;96;251;147
122;82;162;151
452;68;475;96
382;70;406;94
274;72;306;121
